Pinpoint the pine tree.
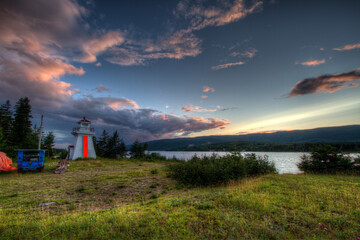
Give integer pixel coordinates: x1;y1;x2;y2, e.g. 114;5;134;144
118;140;127;158
144;143;149;153
0;128;5;150
97;130;109;157
43;132;55;157
130;139;144;159
12;97;33;147
106;130;120;158
0;100;13;144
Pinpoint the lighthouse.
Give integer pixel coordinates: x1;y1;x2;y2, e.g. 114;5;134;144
68;117;96;160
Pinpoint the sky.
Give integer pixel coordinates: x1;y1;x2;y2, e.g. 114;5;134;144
0;0;359;147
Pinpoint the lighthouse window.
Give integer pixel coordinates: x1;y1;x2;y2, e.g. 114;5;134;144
82;123;88;127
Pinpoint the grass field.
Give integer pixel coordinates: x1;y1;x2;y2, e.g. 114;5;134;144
0;158;359;239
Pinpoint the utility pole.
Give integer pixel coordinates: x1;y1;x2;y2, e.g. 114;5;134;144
38;115;43;150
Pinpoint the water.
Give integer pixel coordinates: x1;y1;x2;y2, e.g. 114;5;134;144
150;151;359;174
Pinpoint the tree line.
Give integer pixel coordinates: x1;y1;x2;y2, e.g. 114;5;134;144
93;130;149;159
171;141;360;152
0;98;55;157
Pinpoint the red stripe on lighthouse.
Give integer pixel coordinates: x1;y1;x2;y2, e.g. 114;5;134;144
83;136;88;158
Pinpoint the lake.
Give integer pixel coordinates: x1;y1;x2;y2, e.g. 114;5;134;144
150;151;360;174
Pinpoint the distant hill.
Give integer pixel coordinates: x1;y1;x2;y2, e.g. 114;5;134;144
145;125;360;151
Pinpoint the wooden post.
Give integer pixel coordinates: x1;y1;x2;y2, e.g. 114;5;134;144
38;115;43;150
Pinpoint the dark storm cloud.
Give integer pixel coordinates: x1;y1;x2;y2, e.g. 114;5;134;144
47;97;230;143
287;70;360;97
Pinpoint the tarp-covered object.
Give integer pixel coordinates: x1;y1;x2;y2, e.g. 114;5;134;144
0;152;17;172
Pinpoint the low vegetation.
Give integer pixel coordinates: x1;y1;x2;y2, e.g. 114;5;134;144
168;153;277;186
0;155;359;239
298;145;360;174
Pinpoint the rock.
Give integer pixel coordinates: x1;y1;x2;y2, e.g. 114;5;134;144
54;160;70;174
40;202;56;206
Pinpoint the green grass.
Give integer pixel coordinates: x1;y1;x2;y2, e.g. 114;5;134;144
0;158;359;239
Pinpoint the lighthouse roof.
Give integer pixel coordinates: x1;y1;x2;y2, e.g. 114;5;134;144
78;116;91;124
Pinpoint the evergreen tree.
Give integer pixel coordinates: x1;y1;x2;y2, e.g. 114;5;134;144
118;140;127;158
97;130;109;157
43;132;55;157
0;100;13;143
0;128;5;150
106;130;120;158
144;143;149;153
130;139;144;159
92;136;98;154
12;97;33;147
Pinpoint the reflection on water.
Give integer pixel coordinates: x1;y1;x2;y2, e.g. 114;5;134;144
150;151;359;174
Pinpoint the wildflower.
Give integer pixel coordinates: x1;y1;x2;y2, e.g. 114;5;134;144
324;227;328;231
318;223;322;225
219;228;223;232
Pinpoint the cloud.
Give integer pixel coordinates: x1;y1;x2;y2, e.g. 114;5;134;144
287;70;360;97
218;107;238;112
107;0;262;66
297;59;326;66
0;49;84;108
49;98;230;142
230;48;257;58
201;95;208;99
203;86;215;92
176;0;263;31
181;104;217;112
211;61;245;70
0;0;96;107
95;62;102;67
333;42;360;51
75;31;125;63
106;30;202;66
182;105;193;112
95;85;109;92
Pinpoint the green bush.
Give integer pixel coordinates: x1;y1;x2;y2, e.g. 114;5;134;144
167;153;277;186
297;145;359;174
141;153;167;161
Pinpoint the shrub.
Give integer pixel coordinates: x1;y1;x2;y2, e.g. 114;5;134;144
141;153;167;161
167;152;277;186
150;169;158;174
297;145;359;174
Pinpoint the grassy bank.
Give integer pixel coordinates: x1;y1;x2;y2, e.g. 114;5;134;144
0;158;359;239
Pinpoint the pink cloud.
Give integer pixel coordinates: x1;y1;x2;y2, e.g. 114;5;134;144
203;86;215;93
95;85;109;92
211;61;245;70
333;42;360;51
101;97;139;110
201;95;208;99
231;48;257;58
287;70;360;97
75;31;125;63
182;105;193;112
181;104;217;112
298;59;326;66
177;0;263;31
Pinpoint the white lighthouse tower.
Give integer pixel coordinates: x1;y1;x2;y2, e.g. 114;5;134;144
68;117;96;160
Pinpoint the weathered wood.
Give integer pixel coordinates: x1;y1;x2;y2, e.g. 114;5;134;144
54;159;70;174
